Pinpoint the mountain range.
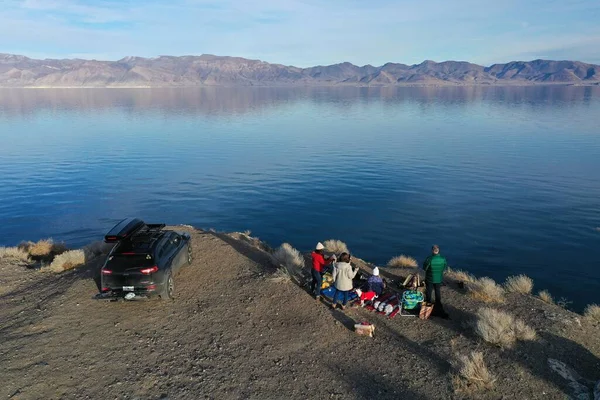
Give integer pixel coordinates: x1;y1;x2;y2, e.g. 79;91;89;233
1;53;599;87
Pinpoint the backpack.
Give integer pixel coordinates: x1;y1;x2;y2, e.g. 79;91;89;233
402;290;424;310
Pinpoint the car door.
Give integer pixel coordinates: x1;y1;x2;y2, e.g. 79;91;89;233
170;233;186;272
162;233;184;274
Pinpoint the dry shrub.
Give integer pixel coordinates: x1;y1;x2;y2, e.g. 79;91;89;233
271;243;305;283
475;307;536;348
270;267;292;284
82;240;114;261
0;247;31;263
323;239;349;254
44;250;85;273
514;319;537;341
452;351;495;393
584;304;600;324
387;255;418;268
446;268;475;283
17;241;34;252
28;239;55;257
504;274;533;294
538;290;554;305
467;277;505;303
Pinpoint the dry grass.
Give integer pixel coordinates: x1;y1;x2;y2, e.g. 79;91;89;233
475;307;536;348
0;247;32;263
467;277;505;303
387;255;418;268
514;319;537;341
323;239;349;254
583;304;600;324
43;250;85;273
452;351;495;393
504;274;534;294
271;243;305;283
538;290;555;305
270;267;292;284
20;239;67;258
446;268;476;283
28;239;55;257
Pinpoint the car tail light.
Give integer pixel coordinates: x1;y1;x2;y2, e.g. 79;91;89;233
146;285;157;291
140;265;159;275
101;269;112;275
101;287;111;292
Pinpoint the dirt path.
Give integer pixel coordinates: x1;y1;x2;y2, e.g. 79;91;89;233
1;228;599;399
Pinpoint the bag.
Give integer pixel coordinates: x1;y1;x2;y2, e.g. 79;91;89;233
354;322;375;337
402;274;420;289
402;290;424;310
419;302;434;320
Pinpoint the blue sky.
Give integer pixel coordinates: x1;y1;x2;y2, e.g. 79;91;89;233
1;0;600;66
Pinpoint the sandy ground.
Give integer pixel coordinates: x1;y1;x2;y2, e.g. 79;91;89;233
1;227;599;399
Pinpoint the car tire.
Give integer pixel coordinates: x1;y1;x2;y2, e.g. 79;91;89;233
187;244;193;264
160;270;174;300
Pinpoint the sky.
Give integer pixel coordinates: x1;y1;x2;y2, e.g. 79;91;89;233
1;0;600;66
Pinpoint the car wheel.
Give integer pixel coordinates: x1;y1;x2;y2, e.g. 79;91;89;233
160;270;174;300
187;244;193;264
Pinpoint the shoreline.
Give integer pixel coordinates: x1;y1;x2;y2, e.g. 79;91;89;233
1;82;599;89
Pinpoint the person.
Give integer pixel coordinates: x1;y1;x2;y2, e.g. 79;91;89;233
366;267;385;296
331;253;358;310
311;242;335;300
422;244;449;319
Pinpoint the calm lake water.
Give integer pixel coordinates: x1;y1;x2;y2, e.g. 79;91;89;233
0;86;599;310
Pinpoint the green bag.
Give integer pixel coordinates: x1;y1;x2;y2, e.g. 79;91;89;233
402;290;424;310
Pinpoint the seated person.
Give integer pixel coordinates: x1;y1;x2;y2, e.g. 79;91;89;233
366;267;385;296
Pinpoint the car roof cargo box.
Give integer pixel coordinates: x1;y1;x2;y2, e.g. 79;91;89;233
104;218;146;243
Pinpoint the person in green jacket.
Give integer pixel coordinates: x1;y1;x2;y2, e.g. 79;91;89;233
423;245;449;319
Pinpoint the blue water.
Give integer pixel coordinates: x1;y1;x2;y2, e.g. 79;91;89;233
0;86;599;310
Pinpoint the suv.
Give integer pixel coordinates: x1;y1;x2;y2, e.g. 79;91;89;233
99;218;192;300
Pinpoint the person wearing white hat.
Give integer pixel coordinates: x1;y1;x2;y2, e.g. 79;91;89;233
311;242;335;300
366;267;385;296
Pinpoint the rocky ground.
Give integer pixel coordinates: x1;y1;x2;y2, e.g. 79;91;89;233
1;227;599;399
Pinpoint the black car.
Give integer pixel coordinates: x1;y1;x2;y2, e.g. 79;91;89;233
98;218;192;300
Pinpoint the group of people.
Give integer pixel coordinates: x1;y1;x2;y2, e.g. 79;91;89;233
311;242;449;317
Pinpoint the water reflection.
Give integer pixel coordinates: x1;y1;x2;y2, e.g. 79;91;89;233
0;86;598;117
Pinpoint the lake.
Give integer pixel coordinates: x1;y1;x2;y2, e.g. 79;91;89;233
0;86;599;310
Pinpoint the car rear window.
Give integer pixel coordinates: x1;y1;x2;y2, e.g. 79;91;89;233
106;254;154;268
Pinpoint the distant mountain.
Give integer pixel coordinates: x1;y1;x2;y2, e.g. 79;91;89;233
0;53;599;87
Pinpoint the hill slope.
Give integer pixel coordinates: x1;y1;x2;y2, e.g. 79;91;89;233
1;227;599;399
1;54;599;87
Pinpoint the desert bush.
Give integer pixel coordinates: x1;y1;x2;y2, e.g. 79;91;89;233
323;239;349;254
504;274;533;294
271;243;305;284
270;267;292;284
475;307;536;348
387;255;418;268
28;239;55;257
467;277;505;303
514;319;537;341
538;290;554;305
557;297;572;310
24;239;68;258
446;268;476;283
44;250;85;273
584;304;600;324
452;351;495;393
0;247;31;263
82;241;114;260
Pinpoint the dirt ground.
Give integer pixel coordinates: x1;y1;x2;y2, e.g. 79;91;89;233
1;227;599;399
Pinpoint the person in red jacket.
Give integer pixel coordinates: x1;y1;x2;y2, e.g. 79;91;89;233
311;242;335;300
